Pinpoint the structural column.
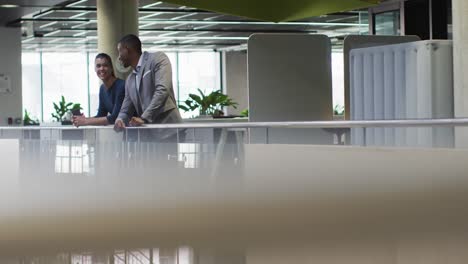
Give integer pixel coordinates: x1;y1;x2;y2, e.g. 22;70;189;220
94;4;138;263
453;0;468;147
97;0;139;79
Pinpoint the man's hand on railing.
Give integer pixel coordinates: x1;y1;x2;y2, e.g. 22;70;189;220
129;117;145;127
114;119;126;132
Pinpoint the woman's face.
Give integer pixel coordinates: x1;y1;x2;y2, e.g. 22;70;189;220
95;57;112;81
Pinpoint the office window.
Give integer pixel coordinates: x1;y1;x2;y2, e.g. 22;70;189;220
374;10;401;35
88;52;100;117
42;53;89;122
359;11;370;35
22;51;221;121
166;52;179;100
177;52;221;118
22;52;41;121
331;52;345;110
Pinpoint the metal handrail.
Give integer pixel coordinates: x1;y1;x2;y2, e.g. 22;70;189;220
1;118;468;130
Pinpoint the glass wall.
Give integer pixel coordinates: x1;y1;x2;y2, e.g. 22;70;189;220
21;53;41;121
88;52;100;117
42;53;89;121
178;52;221;118
22;51;222;122
374;10;401;35
331;52;344;112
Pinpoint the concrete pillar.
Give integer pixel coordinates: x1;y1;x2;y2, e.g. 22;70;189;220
97;0;139;79
453;0;468;147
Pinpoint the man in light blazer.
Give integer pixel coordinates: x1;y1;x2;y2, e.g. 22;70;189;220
114;34;182;141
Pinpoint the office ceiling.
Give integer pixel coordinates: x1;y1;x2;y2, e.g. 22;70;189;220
162;0;379;22
3;0;371;52
0;0;71;25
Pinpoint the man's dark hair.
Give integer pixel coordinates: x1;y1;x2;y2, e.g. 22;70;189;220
119;34;142;54
95;53;115;77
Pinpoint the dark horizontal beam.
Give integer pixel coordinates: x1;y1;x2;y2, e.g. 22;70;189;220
32;6;212;16
50;27;317;34
33;6;361;17
22;41;242;46
12;18;90;23
12;17;359;27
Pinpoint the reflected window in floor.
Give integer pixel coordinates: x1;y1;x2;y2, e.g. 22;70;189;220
178;143;201;169
55;141;92;174
71;253;92;264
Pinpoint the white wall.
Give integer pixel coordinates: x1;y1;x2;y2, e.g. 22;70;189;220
0;27;22;126
223;51;248;115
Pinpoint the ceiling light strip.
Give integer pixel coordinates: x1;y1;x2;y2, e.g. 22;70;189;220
141;36;249;41
39;21;57;28
142;1;163;8
170;12;198;20
43;30;62;37
66;0;88;7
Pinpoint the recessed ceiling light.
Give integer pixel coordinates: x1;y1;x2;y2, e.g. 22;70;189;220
0;4;19;8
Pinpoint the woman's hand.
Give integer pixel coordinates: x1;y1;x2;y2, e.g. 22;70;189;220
72;114;87;127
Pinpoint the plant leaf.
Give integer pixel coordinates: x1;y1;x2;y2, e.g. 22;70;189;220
179;105;189;112
189;94;202;105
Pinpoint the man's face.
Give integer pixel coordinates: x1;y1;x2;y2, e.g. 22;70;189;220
117;43;130;68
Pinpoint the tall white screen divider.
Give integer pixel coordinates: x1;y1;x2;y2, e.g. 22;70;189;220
344;35;420;145
248;34;333;144
350;40;454;147
383;50;395;146
344;35;421;121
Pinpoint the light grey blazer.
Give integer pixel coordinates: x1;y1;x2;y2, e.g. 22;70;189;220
118;51;182;125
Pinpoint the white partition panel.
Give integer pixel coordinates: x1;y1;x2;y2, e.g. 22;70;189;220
373;52;385;146
350;40;454;147
363;54;375;145
344;35;421;120
394;49;407;147
383;51;395;146
248;34;333;144
405;46;418;146
350;55;365;145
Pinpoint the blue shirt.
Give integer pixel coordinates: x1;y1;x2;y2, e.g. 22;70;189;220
95;78;125;124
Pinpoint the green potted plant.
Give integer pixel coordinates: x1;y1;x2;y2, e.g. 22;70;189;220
333;104;345;120
240;108;249;117
51;96;82;125
23;109;39;126
178;89;238;118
